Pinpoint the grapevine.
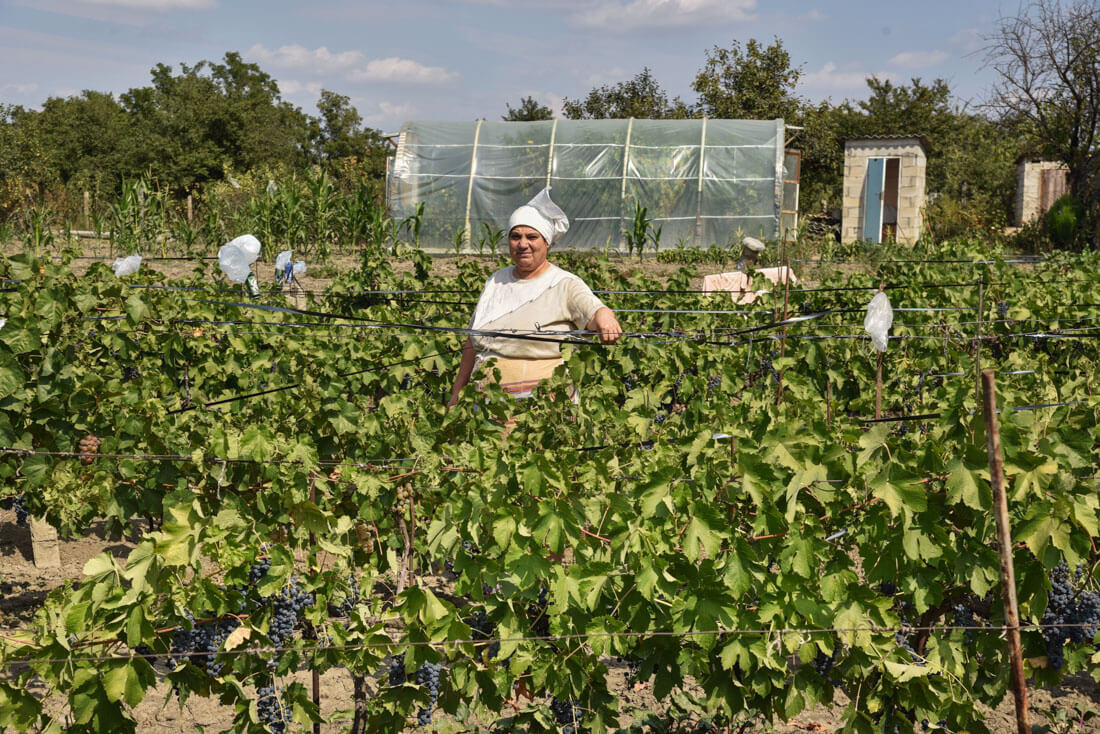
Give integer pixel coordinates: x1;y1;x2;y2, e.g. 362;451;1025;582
0;246;1099;732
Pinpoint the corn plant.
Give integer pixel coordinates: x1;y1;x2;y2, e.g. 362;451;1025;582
366;204;390;252
245;189;279;259
271;182;307;257
109;176;166;255
623;202;661;258
22;203;54;257
167;207;202;257
0;215;14;246
306;167;337;262
477;222;504;256
198;196;229;254
398;202;425;250
338;182;377;253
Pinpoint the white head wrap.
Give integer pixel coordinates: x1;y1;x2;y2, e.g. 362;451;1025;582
507;187;569;245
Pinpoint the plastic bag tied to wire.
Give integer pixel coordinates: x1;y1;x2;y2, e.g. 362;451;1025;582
112;254;142;277
218;234;262;283
273;250;306;282
863;290;893;353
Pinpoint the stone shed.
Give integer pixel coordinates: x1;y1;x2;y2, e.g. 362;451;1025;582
1015;157;1069;226
841;136;928;245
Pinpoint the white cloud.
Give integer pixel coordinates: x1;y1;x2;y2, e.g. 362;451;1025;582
572;0;757;32
380;101;414;118
247;44;457;85
887;50;949;69
949;27;983;53
80;0;215;9
1;82;40;94
584;67;630;87
363;100;416;126
277;79;323;97
799;9;826;21
248;44;365;74
800;61;891;91
348;58;458;84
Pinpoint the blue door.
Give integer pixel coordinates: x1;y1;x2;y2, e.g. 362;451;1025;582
863;157;885;243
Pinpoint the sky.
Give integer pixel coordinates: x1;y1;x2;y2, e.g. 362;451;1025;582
0;0;1010;133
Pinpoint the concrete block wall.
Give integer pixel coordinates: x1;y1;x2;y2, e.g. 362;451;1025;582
1016;160;1069;225
841;138;927;245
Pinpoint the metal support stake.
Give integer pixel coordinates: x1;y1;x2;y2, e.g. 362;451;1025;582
975;272;985;418
777;240;790;404
308;476;321;734
875;352;883;420
981;369;1030;734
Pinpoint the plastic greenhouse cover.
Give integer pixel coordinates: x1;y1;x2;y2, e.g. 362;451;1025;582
388;118;784;252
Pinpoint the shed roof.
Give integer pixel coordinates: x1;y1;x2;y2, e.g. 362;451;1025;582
844;135;930;154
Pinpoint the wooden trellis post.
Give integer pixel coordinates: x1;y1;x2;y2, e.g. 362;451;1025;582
30;516;61;569
981;369;1030;734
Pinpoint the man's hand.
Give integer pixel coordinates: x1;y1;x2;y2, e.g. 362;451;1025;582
587;307;623;344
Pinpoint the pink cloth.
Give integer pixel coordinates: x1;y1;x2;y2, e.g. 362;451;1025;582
702;267;799;304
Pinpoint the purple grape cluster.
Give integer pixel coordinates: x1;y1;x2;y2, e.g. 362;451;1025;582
415;661;443;725
1041;563;1100;670
550;697;583;734
256;684;287;734
268;579;314;651
464;609;500;660
527;587;550;637
0;495;27;526
170;612;240;677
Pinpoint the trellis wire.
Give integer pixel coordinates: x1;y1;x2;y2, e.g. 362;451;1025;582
0;620;1087;666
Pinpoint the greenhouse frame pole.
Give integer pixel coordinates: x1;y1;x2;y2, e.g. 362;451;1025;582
463;119;484;251
773;118;786;240
619;117;634;250
695;117;708;247
545;118;558;189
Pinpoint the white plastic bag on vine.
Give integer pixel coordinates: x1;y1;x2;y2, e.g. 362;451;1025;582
863;290;893;353
218;245;251;283
274;250;292;272
218;235;262;283
112;254;142;277
225;234;261;264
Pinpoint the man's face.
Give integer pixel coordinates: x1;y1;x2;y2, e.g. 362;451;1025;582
508;226;549;276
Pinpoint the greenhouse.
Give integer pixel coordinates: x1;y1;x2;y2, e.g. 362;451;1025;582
386;119;794;253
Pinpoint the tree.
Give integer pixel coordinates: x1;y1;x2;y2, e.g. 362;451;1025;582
311;89;383;161
34;91;136;192
503;96;553;121
0;104;51;216
122;52;311;191
789;77;1016;225
562;68;690;119
692;38;802;120
982;0;1099;212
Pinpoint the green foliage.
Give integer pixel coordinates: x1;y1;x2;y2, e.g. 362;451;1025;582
692;37;803;120
983;0;1099;206
121;53;311;194
2;245;1100;732
503;96;554;121
309;89;389;186
563;68;691;120
1045;194;1085;248
623;202;662;257
0;52;389;231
